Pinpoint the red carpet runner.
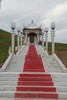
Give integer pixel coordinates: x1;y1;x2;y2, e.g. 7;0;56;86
23;45;45;72
15;45;58;99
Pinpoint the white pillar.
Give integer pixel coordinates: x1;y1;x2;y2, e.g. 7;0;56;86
17;35;20;51
34;37;36;45
37;34;39;45
20;35;22;49
11;31;15;53
26;33;28;45
51;30;55;54
45;32;48;52
28;37;30;45
38;35;40;43
36;36;37;45
42;33;44;47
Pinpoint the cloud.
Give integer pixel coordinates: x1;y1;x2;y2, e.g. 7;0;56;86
56;29;67;43
0;0;67;43
39;1;67;43
50;1;67;16
40;1;67;25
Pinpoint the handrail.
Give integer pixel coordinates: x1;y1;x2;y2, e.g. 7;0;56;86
53;54;67;72
0;53;14;72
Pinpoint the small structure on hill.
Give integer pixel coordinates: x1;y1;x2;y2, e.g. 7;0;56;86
23;20;42;45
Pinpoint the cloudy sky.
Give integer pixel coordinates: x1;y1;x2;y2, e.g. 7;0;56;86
0;0;67;43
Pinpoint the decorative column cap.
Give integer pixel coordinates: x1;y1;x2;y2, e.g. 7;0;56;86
44;27;49;33
51;22;55;30
11;22;16;30
17;27;21;33
20;28;23;34
42;29;44;34
31;20;33;23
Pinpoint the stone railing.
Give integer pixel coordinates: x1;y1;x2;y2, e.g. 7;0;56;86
53;54;67;72
0;53;14;72
16;45;25;55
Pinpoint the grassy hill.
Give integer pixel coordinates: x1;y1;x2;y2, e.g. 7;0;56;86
0;29;67;68
0;29;11;67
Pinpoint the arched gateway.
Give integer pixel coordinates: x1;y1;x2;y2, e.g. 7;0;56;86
23;20;42;45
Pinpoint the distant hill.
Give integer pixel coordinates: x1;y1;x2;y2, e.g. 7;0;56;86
0;29;11;67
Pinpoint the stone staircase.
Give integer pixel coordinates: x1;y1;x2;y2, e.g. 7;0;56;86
0;72;67;99
36;45;63;73
15;73;58;98
5;45;29;72
0;45;67;99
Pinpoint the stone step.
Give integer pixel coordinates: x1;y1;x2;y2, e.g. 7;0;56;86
45;69;62;71
18;81;54;86
0;98;14;100
0;73;67;80
0;72;66;75
0;77;18;81
0;73;67;81
18;77;52;81
0;86;56;92
46;70;62;72
0;81;17;85
16;86;56;92
19;73;51;77
52;78;67;82
0;91;58;98
0;86;67;92
54;82;67;86
0;81;67;86
1;91;67;99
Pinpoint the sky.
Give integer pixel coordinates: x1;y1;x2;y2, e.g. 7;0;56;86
0;0;67;43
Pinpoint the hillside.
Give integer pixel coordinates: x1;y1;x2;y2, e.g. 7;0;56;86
0;29;11;67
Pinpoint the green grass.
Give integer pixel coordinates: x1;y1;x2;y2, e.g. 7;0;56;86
47;42;67;54
0;29;11;66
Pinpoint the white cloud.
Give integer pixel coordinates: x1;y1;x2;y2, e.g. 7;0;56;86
50;1;67;16
40;1;67;25
0;0;67;43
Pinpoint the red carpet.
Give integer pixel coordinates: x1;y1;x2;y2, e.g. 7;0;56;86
15;45;58;99
23;46;45;72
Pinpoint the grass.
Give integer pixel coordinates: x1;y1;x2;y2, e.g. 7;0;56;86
0;29;11;67
47;42;67;54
